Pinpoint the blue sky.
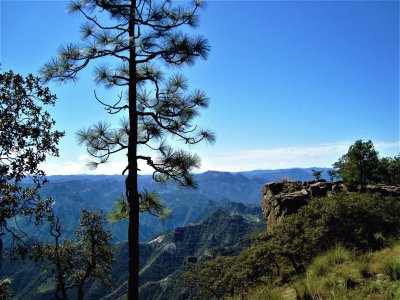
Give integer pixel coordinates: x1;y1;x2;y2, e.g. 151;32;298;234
1;0;399;174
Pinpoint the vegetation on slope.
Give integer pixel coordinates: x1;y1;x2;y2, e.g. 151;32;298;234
185;192;400;299
246;244;400;299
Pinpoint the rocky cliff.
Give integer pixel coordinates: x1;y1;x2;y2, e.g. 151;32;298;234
262;179;400;230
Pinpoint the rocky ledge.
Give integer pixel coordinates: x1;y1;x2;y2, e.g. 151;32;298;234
262;180;400;230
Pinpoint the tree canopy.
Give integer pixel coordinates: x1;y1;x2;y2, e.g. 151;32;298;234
31;210;113;300
333;140;400;188
377;154;400;186
0;70;64;253
333;140;379;189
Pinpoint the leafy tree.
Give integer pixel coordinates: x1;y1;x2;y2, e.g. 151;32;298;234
31;209;113;300
327;169;338;182
184;256;236;299
388;154;400;185
378;155;400;185
0;278;11;299
0;70;64;253
333;140;379;190
40;1;214;298
311;169;323;181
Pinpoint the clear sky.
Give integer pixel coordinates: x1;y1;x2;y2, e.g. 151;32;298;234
1;0;399;174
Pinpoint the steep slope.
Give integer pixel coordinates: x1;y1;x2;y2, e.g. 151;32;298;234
247;244;400;299
96;206;264;299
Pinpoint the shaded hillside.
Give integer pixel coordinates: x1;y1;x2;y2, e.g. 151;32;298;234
103;207;264;300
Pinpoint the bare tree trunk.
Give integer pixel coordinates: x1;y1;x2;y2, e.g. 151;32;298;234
127;1;139;299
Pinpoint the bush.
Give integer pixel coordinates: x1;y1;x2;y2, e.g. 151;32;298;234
382;258;400;281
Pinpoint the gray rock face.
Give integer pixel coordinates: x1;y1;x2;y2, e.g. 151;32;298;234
262;179;400;231
262;180;310;231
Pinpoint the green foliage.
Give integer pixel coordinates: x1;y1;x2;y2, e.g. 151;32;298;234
382;257;400;281
186;192;400;298
109;191;171;223
31;210;113;300
311;169;323;181
0;70;63;256
334;140;400;187
304;247;365;298
0;278;12;299
377;154;400;185
184;256;237;299
300;244;400;299
327;169;338;181
333;140;380;189
244;244;400;300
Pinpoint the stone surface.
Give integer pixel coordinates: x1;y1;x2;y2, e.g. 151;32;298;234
262;180;310;231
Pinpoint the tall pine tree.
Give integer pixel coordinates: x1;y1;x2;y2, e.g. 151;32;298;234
41;1;214;299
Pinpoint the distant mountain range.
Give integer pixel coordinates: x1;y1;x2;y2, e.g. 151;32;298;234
10;168;333;245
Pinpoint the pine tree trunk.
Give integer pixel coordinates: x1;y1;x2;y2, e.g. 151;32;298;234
77;286;84;300
127;1;139;299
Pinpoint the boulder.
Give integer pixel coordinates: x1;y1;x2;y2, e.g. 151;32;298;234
309;181;331;197
332;182;345;192
262;181;309;230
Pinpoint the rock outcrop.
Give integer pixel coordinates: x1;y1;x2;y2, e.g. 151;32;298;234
262;180;311;231
262;179;400;231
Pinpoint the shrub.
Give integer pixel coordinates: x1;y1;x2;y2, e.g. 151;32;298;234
382;258;400;281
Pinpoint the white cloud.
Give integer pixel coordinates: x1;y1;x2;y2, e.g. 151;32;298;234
199;141;400;172
41;152;155;175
